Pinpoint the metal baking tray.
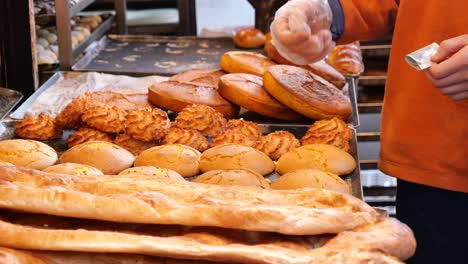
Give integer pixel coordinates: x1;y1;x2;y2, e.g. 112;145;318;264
72;35;262;76
0;88;23;121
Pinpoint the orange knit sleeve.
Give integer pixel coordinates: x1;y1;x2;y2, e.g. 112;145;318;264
338;0;399;44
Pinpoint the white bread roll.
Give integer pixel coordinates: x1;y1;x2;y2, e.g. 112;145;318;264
195;169;270;189
271;169;350;194
43;163;104;176
118;166;184;181
0;139;57;170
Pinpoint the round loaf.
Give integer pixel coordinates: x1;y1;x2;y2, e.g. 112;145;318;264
200;144;275;176
118;166;184;181
218;73;301;121
263;65;352;120
195;169;270;189
134;144;201;177
43;163;104;176
0;139;57;170
220;51;276;76
148;81;239;119
169;69;225;88
233;28;265;48
60;141;135;174
276;144;356;176
271;169;350;194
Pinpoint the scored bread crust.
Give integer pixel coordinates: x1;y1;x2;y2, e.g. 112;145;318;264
169;69;225;88
220;51;276;77
0;165;378;235
0;210;414;263
15;113;62;141
263;65;352;120
195;169;270;189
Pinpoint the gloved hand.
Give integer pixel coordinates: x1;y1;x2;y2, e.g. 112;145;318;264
270;0;334;65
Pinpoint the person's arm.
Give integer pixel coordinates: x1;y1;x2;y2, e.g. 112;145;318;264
426;34;468;101
333;0;398;44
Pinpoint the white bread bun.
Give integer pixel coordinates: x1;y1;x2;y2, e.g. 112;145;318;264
60;141;135;175
271;169;350;194
0;139;57;170
134;144;201;177
118;166;184;181
43;163;104;176
195;169;270;189
200;144;275;176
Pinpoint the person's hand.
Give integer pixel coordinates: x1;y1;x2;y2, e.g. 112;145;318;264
426;34;468;101
270;0;334;65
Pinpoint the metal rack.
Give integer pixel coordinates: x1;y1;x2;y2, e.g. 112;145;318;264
55;0;127;70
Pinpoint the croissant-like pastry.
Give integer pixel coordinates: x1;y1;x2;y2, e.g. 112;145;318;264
67;127;113;148
81;105;126;133
125;108;170;142
255;131;300;160
211;119;262;147
173;104;227;137
301;117;353;152
15;113;62;140
162;127;209;152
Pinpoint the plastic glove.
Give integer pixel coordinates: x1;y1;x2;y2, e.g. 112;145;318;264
270;0;334;65
426;34;468;101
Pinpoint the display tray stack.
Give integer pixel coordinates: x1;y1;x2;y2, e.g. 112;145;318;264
0;33;414;263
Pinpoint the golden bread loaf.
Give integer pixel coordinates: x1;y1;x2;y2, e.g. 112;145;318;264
233;27;266;48
220;51;276;76
301;117;353;152
15;113;62;140
211;119;262;147
271;169;350;194
56;90;152;129
134;144;201;177
326;41;364;76
66;127;113;148
169;69;225;88
60;141;135;174
276;144;356;175
118;166;184;181
172;104;227;137
162;127;209;152
124;107;170;142
195;169;270;189
218;73;302;121
43;163;104;176
113;133;159;156
255;130;300;160
148;81;239;119
200;144;275;176
263;65;352;120
264;32;292;65
0;139;57;170
81;105;126;133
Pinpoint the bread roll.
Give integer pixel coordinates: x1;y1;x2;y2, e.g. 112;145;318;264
43;163;104;176
233;27;266;48
218;73;302;121
326;41;364;75
220;51;276;76
276;144;356;175
200;144;274;176
263;65;352;120
195;169;270;189
134;144;201;177
148;81;239;119
264;32;293;65
60;141;135;174
169;69;225;88
0;139;57;170
118;166;184;181
271;169;350;194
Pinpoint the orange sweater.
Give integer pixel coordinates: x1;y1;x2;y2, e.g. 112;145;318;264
339;0;468;192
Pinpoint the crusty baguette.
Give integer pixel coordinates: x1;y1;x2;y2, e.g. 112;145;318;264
0;212;412;263
0;166;377;235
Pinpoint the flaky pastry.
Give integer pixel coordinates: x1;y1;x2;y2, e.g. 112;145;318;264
173;104;227;137
81;105;126;133
15;113;62;140
114;133;159;156
124;108;170;142
162;127;209;152
66;127;113;148
301;117;353;152
255;131;300;160
211;119;262;147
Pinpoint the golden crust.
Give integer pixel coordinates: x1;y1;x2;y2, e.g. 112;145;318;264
233;27;266;48
301;118;353;152
15;113;62;140
326;41;364;76
66;127;113;148
195;169;270;189
162;127;209;152
173;104;227;137
255;131;300;160
114;134;159;156
81;105;126;133
124;108;170;142
220;51;276;76
211;120;262;147
169;69;225;88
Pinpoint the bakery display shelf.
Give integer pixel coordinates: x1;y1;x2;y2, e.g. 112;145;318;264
68;0;96;18
72;35;263;76
72;15;114;59
0;88;23;121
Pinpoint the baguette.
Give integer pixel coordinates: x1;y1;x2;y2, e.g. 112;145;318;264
0;166;377;235
0;212;413;263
